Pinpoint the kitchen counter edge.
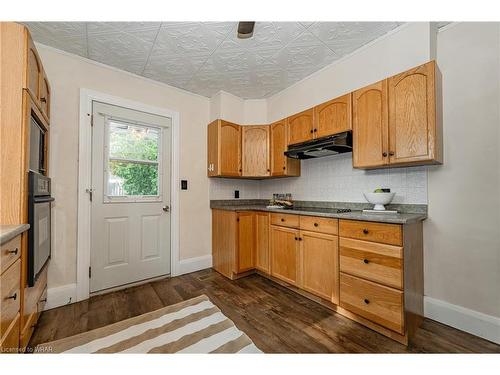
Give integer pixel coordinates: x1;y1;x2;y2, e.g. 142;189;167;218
0;224;30;245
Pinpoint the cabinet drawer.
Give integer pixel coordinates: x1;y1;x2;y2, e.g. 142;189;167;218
270;213;299;228
1;259;21;339
339;220;402;246
300;215;338;235
340;238;403;289
1;235;21;274
340;273;404;334
0;313;20;354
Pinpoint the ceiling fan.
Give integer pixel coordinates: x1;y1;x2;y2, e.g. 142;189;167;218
237;22;255;39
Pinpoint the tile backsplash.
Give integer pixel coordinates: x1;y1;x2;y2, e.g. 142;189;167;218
209;153;428;204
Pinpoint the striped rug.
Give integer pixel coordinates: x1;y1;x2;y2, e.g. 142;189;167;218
36;295;262;353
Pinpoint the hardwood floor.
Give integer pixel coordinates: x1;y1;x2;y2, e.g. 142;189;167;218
29;269;500;353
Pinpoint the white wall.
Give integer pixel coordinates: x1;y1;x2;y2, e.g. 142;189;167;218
425;23;500;318
37;45;211;289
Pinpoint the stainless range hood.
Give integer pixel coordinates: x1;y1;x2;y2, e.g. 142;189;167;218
284;131;352;160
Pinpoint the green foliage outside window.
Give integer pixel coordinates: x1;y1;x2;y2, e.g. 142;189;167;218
108;123;160;196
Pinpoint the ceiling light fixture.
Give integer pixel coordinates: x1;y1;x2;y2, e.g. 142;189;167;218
237;22;255;39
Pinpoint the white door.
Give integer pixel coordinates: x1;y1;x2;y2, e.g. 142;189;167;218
90;101;171;293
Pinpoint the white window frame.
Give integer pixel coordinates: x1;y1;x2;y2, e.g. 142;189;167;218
102;116;164;203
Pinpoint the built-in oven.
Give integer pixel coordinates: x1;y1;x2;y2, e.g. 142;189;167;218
28;171;54;287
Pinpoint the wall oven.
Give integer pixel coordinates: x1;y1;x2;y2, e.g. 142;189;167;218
28;171;54;287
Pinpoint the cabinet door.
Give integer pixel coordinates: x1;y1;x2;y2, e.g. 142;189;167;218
26;34;41;102
242;126;270;177
271;226;299;285
314;93;352;138
237;211;254;273
207;120;219;176
270;120;300;177
255;212;270;274
300;231;339;303
220;120;242;176
40;72;50;120
287;108;314;145
352;80;389;168
211;209;237;278
388;61;440;165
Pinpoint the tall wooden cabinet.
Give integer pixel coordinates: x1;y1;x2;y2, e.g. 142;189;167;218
353;61;442;169
207;119;241;177
0;23;51;352
242;125;270;177
270;119;300;177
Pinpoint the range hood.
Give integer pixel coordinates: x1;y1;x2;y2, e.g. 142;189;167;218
285;131;352;160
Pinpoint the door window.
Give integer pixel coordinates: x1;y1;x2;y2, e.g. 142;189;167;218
104;119;162;202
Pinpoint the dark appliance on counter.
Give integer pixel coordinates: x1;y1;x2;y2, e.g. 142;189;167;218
284;131;352;160
28;171;54;287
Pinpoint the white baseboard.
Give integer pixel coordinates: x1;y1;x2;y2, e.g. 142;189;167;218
45;283;77;310
178;255;212;275
424;296;500;344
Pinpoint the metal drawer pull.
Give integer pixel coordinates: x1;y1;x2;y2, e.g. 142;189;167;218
7;292;17;301
294;237;298;241
364;299;370;304
40;298;47;303
313;223;319;227
363;259;369;264
362;229;369;234
40;97;47;103
281;218;285;222
8;248;18;255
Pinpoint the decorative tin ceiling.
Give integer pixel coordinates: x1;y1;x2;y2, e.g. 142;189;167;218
24;22;409;98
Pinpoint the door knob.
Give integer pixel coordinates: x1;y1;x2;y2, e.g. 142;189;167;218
162;205;170;212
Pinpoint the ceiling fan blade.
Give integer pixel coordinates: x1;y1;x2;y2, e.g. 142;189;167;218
237;22;255;39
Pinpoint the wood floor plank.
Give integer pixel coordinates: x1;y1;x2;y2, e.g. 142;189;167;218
28;269;500;353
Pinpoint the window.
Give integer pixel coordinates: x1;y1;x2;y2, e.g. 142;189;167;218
104;119;162;201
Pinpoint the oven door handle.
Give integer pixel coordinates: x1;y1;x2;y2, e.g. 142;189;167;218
33;196;55;203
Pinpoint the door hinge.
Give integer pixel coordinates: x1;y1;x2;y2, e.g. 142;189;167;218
90;114;94;127
89;266;92;278
86;188;94;202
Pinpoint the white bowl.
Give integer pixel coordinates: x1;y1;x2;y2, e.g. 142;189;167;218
363;192;396;211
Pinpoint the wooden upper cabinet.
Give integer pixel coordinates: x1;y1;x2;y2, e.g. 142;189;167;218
300;231;339;303
40;72;51;120
242;125;270;177
270;119;300;177
26;33;42;103
207;120;241;177
352;80;389;169
271;226;299;286
287;108;314;145
237;211;255;273
388;61;442;165
314;93;352;138
220;121;241;176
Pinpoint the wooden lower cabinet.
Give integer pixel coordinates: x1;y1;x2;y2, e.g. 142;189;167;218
270;226;299;286
255;212;270;274
212;209;424;345
300;231;339;303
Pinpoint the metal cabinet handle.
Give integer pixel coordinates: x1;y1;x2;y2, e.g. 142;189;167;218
40;298;47;303
363;259;369;264
389;151;395;156
364;299;370;304
8;248;18;255
314;223;319;227
298;237;303;241
40;97;47;103
382;152;388;157
281;218;285;222
162;205;170;212
363;229;369;234
7;292;17;301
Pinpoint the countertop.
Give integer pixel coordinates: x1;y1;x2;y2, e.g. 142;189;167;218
210;204;426;224
0;224;30;245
